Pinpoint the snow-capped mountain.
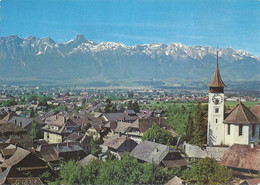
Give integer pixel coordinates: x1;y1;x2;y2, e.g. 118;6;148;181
0;34;259;81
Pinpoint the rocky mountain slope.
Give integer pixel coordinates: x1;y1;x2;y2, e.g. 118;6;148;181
0;34;259;82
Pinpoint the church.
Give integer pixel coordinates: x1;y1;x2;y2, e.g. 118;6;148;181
207;52;260;146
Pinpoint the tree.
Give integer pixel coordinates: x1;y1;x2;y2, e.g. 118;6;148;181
182;157;232;184
192;102;207;146
27;94;38;102
133;101;140;113
30;121;38;139
83;159;102;184
127;100;133;110
3;98;17;107
139;162;169;184
90;139;101;156
142;124;176;145
128;92;134;98
82;98;86;105
118;104;125;112
104;99;113;113
30;108;35;118
185;114;194;142
60;161;84;184
95;153;143;185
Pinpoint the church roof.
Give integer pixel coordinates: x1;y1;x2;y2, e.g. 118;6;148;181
223;101;259;124
250;105;260;119
208;52;226;88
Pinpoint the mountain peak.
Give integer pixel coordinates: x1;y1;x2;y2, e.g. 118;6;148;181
74;34;86;45
42;37;55;44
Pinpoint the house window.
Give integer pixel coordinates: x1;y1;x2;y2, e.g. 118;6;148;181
215;108;219;113
20;122;22;127
228;124;230;135
252;125;256;137
215;119;218;124
239;125;243;136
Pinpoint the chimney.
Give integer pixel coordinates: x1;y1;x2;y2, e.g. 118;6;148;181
78;132;80;136
63;115;66;124
98;154;102;161
250;142;255;149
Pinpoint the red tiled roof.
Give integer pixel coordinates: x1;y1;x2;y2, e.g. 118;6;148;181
224;102;259;124
221;144;260;171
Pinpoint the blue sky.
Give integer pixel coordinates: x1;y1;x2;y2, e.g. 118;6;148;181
1;0;260;55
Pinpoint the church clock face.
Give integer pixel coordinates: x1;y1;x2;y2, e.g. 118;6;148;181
212;94;223;105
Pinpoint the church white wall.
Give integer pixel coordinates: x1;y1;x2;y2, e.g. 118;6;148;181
224;124;260;145
207;93;225;146
234;125;249;145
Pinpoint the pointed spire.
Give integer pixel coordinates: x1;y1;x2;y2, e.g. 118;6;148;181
208;51;226;88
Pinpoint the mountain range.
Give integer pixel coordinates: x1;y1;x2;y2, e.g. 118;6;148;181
0;34;259;83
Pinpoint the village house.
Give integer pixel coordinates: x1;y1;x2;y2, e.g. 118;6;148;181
36;142;87;170
221;143;260;177
130;140;187;169
65;132;91;153
103;135;137;158
9;116;33;134
0;112;19;125
0;147;48;177
102;109;139;123
125;117;177;143
42;116;80;143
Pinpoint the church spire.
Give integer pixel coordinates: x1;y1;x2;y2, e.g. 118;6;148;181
208;51;226;93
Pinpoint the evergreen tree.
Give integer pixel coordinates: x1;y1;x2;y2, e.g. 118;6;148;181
185;114;194;142
127;100;133;110
90;139;101;156
104;99;113;113
30;121;38;139
192;102;207;147
133;101;140;113
30;108;35;118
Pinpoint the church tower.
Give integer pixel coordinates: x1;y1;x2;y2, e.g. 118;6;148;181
207;51;226;146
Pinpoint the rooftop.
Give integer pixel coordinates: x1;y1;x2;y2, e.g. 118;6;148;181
221;144;260;171
223;101;259;124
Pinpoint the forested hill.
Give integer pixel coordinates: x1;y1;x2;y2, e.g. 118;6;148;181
0;34;259;82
